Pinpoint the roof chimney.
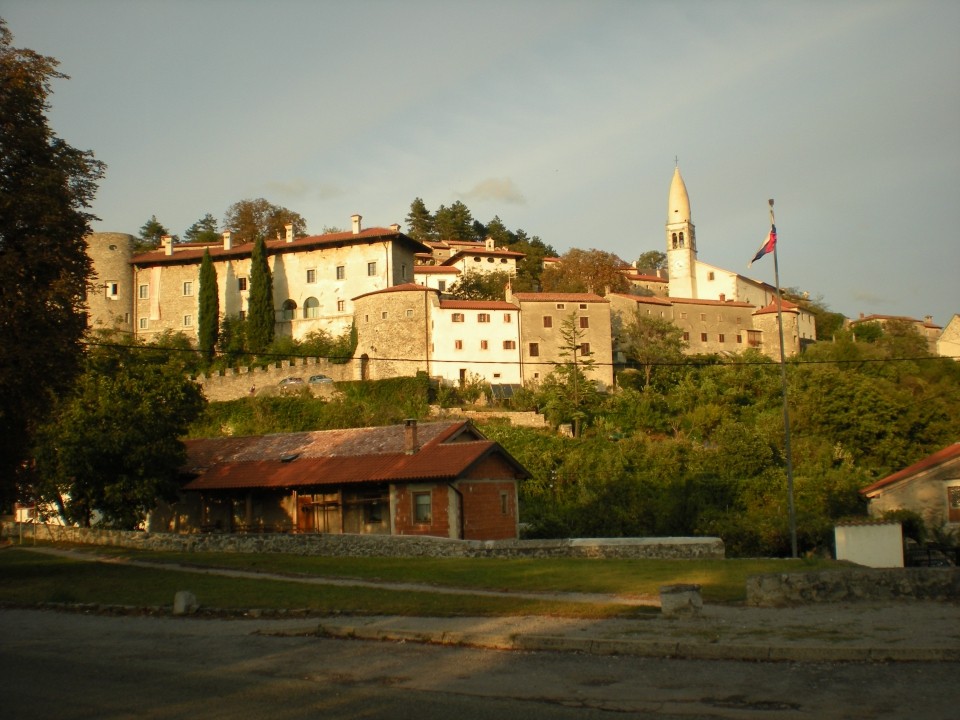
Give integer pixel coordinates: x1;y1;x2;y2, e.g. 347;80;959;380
485;236;494;251
162;235;173;256
285;223;294;243
404;418;418;454
222;230;232;250
719;293;726;302
351;214;362;235
390;223;401;233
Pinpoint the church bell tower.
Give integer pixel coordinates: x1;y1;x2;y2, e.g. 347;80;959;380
666;165;697;298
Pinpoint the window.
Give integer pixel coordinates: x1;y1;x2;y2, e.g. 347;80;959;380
503;313;512;323
381;311;388;320
438;280;446;292
503;340;516;350
304;297;320;318
477;313;490;323
529;342;540;357
580;342;590;356
306;269;317;284
500;492;509;515
452;313;464;323
401;263;408;280
543;316;553;328
683;331;690;341
718;333;725;343
405;308;413;318
336;265;345;280
579;303;587;310
238;277;248;291
106;282;119;299
238;310;246;321
500;258;508;264
736;316;742;325
138;284;149;299
281;299;297;321
737;334;743;344
708;271;715;280
473;256;481;263
700;313;706;321
182;281;193;296
367;261;377;276
183;314;193;327
337;299;345;312
480;340;488;350
139;317;148;330
487;257;494;263
556;303;565;309
579;316;589;329
700;332;708;342
413;492;431;524
455;339;463;350
680;312;687;319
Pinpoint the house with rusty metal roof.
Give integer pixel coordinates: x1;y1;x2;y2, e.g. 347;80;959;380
161;420;529;540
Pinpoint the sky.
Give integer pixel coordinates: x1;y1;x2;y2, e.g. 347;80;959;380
5;0;959;326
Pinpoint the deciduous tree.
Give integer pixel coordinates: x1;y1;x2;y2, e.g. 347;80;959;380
34;337;206;528
223;198;306;244
0;21;105;509
618;309;687;389
448;270;512;301
540;248;629;295
636;250;666;271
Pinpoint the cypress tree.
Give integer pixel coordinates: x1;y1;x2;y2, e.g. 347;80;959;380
247;235;274;352
197;249;219;361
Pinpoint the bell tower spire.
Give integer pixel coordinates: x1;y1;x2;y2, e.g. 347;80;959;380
666;165;697;298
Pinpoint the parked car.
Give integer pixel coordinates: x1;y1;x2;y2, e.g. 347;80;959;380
308;374;334;385
278;377;305;393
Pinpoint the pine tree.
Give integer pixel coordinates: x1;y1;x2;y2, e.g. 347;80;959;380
247;235;274;352
405;197;435;242
197;249;219;361
185;213;219;244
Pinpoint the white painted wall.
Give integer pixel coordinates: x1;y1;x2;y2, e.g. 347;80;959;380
835;522;904;568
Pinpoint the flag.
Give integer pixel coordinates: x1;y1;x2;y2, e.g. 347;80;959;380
748;224;777;267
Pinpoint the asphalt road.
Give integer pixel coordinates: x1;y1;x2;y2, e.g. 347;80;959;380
1;609;955;720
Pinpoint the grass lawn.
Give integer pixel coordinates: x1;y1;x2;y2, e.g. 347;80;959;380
0;542;841;616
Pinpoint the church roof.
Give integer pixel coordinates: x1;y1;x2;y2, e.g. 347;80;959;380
667;166;692;224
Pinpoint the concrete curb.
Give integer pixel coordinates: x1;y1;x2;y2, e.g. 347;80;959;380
315;623;960;662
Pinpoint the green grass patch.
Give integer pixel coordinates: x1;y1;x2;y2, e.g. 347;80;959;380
0;549;646;618
4;542;841;606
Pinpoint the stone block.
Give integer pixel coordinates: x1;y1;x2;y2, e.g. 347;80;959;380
659;583;702;617
173;590;198;615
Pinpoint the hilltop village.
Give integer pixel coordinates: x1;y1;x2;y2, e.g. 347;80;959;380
86;168;843;391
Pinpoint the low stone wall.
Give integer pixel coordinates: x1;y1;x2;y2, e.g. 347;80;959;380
746;568;960;607
195;358;355;402
2;524;723;560
430;406;549;429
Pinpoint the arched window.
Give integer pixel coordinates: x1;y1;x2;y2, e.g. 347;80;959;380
303;297;320;319
281;299;297;321
672;233;678;249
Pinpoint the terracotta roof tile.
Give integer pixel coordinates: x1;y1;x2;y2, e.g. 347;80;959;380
512;292;608;303
352;283;436;301
439;300;518;310
860;443;960;496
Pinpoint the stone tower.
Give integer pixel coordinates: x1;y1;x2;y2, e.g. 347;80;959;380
666;165;697;299
85;232;136;333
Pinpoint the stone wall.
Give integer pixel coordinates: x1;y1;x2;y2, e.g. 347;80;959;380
2;524;724;560
195;357;356;401
746;567;960;607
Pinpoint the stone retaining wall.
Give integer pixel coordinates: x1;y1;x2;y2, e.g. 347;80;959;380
2;524;723;560
746;568;960;607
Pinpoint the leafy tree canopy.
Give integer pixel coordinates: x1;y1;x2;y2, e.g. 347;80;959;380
617;308;687;389
636;250;666;271
447;270;512;301
33;334;206;528
223;198;307;244
540;248;630;295
434;201;477;241
0;20;105;510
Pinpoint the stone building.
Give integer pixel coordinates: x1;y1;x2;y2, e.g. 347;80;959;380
85;232;136;334
128;215;428;343
848;313;943;354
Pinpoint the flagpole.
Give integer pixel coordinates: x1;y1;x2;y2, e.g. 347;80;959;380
769;199;798;558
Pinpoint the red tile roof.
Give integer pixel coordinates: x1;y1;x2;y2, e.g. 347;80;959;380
414;266;461;274
440;300;518;310
133;228;430;266
669;296;755;308
860;443;960;496
607;293;673;306
753;298;800;315
181;421;529;491
512;292;608;304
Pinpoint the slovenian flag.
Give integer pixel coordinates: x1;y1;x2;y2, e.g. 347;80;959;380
748;224;777;267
